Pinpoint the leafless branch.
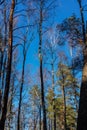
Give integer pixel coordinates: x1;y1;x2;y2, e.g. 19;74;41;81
0;0;5;5
13;24;35;31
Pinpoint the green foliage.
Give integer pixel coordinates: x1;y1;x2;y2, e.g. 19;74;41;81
57;62;73;87
29;85;41;106
47;89;76;130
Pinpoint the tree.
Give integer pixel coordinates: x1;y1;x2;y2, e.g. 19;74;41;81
29;85;41;130
57;14;84;129
38;1;56;129
57;61;78;130
47;89;76;130
38;1;47;129
17;29;33;130
77;0;87;129
0;0;15;129
43;26;59;130
57;63;70;130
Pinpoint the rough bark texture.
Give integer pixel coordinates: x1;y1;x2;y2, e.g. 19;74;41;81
0;0;15;129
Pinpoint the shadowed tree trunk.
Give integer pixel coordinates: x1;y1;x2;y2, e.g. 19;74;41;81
1;2;8;96
38;1;47;130
39;104;41;130
58;64;67;130
0;0;15;129
77;0;87;130
51;61;56;130
77;47;87;130
17;52;26;130
62;84;67;130
8;76;14;130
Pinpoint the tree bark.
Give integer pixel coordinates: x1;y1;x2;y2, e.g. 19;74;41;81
52;62;56;130
77;0;87;129
17;54;25;130
77;47;87;130
61;68;67;130
62;84;67;130
39;1;47;130
39;104;41;130
0;0;15;129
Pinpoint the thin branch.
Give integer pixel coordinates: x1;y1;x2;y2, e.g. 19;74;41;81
14;14;26;19
14;9;37;14
0;0;5;5
13;24;35;31
12;43;24;51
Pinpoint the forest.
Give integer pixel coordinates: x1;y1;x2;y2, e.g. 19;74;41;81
0;0;87;130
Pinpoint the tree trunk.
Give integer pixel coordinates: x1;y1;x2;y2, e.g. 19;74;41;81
48;118;50;130
39;1;47;130
77;47;87;130
39;104;41;130
8;75;14;130
0;0;15;129
40;59;47;130
52;62;56;130
0;2;7;83
17;54;25;130
1;1;8;98
62;84;67;130
77;0;87;129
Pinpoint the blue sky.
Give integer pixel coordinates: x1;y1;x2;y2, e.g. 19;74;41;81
25;0;83;71
15;0;87;82
12;1;87;129
56;0;80;22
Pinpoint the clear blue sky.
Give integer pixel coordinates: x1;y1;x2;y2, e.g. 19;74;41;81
16;0;87;81
26;0;86;71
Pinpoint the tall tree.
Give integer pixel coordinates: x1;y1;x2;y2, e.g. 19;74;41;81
57;63;69;130
0;0;15;129
57;59;78;130
43;27;59;130
77;0;87;129
38;1;47;129
29;85;41;130
17;30;32;130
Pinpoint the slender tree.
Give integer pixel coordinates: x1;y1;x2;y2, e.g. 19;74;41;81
57;63;68;130
17;42;26;130
38;1;47;129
